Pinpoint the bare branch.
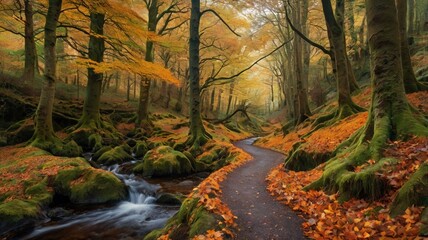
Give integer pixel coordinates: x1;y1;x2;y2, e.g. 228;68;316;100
200;9;241;37
285;0;332;56
201;38;293;90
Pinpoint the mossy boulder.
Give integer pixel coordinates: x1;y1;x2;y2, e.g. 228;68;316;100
92;146;113;162
133;141;148;158
51;140;82;158
144;198;219;240
96;145;133;165
156;193;182;205
133;146;193;178
53;167;127;204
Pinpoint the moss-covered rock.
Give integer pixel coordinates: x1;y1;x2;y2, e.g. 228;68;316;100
134;146;193;178
51;140;82;158
92;146;113;162
53;167;127;204
133;141;148;158
156;193;182;205
144;198;220;240
96;145;133;165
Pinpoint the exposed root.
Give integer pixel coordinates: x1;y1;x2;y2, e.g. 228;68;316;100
68;116;122;151
284;143;331;171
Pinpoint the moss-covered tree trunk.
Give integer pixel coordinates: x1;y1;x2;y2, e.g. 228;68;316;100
137;0;157;126
307;0;428;203
396;0;427;93
79;12;105;128
30;0;62;147
408;0;415;35
186;0;211;150
23;0;36;85
313;0;363;126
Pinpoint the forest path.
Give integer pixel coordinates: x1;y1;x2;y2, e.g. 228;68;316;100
221;138;306;240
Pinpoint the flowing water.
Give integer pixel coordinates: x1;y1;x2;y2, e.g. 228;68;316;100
18;163;183;240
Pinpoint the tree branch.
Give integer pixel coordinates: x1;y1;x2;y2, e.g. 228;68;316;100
200;9;241;37
201;38;293;90
284;0;332;56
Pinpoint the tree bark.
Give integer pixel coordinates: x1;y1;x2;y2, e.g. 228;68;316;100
307;0;428;202
396;0;426;93
23;0;36;85
226;83;235;115
321;0;362;119
137;0;157;125
408;0;415;34
79;12;105;127
31;0;62;145
293;0;311;125
186;0;211;149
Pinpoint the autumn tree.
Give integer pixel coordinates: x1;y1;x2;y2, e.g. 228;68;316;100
30;0;80;156
306;0;428;212
396;0;428;93
0;0;38;84
137;0;185;127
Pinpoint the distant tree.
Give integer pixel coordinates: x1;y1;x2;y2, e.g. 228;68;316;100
396;0;428;93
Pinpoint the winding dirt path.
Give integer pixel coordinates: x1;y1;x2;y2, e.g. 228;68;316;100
221;138;305;240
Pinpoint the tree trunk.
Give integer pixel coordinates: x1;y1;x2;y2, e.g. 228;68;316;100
307;0;428;203
226;83;235;115
23;0;36;85
396;0;427;93
31;0;62;146
186;0;211;150
408;0;415;34
137;0;157;126
320;0;363;122
210;87;216;112
80;12;105;128
138;76;151;124
293;0;311;125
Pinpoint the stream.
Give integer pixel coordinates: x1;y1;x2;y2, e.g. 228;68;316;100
17;159;201;240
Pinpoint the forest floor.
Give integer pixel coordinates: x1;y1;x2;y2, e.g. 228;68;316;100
1;75;428;239
254;89;428;239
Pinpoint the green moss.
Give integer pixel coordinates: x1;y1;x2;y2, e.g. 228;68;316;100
92;146;113;161
390;163;428;217
52;140;82;157
143;229;164;240
24;178;53;206
144;197;220;240
284;145;331;171
54;166;127;204
134;146;193;178
0;199;40;223
88;133;103;152
133;141;149;158
188;207;217;238
305;143;395;202
96;145;133;165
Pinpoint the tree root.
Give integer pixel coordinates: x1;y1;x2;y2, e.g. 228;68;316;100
68;116;123;151
284;143;331;171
